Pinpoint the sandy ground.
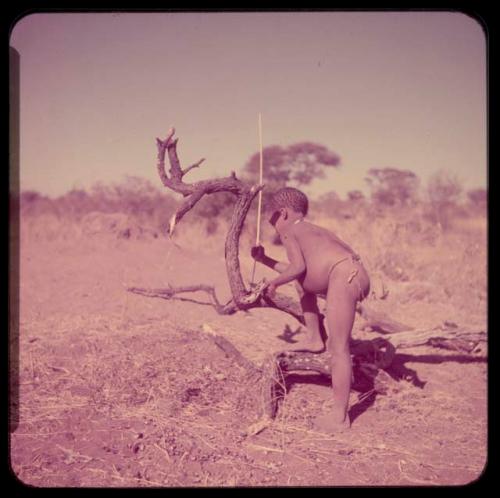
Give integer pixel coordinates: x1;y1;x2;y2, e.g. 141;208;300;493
10;216;487;487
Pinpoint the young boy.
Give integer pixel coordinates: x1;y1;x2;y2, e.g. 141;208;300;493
251;187;370;431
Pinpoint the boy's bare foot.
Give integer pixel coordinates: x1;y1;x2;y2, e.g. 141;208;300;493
288;339;326;354
314;413;351;434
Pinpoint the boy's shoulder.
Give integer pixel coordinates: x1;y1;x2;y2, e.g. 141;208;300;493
294;219;320;231
292;220;336;239
287;220;318;237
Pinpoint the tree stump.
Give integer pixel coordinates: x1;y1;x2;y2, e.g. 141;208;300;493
259;338;396;419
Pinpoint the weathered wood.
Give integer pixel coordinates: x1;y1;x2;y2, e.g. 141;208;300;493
127;284;235;315
259;355;284;420
127;280;307;324
209;333;262;377
225;189;262;304
258;338;397;420
382;326;486;355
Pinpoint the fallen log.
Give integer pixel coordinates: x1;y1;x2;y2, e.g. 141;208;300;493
258;338;397;421
381;326;487;355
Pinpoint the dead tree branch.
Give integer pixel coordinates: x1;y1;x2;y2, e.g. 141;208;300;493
155;128;265;307
127;284;232;315
128;281;308;325
136;127;311;316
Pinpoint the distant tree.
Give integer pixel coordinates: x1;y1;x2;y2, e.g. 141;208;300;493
243;142;340;189
88;176;165;216
19;190;54;216
316;191;342;212
20;190;43;212
55;189;92;218
193;191;235;219
318;191;341;204
365;168;419;207
315;190;359;219
347;190;365;202
20;190;43;204
426;171;463;229
243;142;341;216
427;171;462;206
467;188;487;213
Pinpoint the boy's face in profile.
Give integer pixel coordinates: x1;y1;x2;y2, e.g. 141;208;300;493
266;199;284;229
267;206;292;235
268;209;281;227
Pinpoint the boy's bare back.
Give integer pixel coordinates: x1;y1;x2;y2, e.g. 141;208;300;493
285;220;357;295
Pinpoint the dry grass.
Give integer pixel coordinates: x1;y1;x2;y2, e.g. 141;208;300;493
12;313;486;486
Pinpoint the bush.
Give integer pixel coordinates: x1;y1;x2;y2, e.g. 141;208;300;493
467;188;487;215
365;168;420;208
426;171;463;230
19;177;179;237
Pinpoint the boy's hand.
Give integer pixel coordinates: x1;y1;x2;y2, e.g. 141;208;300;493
264;282;277;299
251;245;266;262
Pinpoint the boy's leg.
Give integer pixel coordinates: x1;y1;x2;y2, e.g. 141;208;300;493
288;281;325;353
317;275;359;430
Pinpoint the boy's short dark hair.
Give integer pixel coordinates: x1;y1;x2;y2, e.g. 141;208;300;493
270;187;309;215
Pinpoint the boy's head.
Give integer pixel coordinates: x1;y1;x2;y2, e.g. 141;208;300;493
267;187;309;227
269;187;309;215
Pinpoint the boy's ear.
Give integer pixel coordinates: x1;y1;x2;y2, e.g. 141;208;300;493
281;208;288;220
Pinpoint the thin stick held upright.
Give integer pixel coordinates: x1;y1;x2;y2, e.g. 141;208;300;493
256;113;264;245
251;113;264;284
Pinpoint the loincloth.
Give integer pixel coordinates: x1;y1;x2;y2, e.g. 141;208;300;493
327;253;367;301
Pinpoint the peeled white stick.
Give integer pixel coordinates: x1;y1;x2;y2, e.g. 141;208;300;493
256;113;264;245
250;113;264;285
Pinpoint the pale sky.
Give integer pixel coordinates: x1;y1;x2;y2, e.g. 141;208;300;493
10;11;486;200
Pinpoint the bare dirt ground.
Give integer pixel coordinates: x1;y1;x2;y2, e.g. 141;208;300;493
10;213;487;487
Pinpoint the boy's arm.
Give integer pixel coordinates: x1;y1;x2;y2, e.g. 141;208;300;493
260;255;288;273
268;230;306;288
252;245;288;273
